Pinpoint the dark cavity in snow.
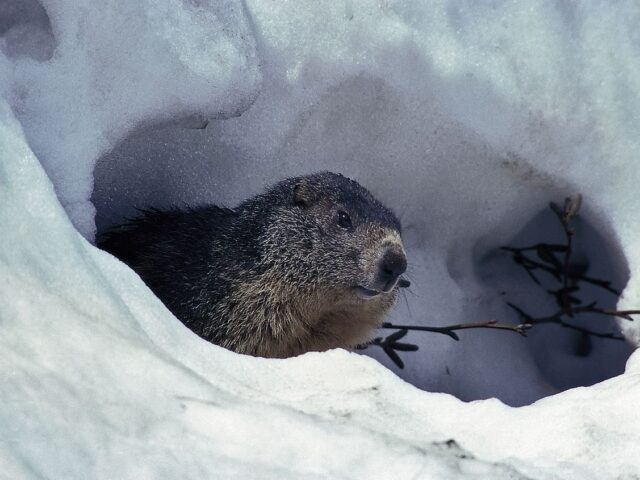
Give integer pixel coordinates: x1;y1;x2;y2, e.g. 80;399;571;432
476;205;632;392
92;73;633;406
0;0;56;61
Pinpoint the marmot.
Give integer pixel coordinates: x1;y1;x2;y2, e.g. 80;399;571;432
99;172;407;358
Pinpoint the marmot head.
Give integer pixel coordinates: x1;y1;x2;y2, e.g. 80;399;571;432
243;172;407;307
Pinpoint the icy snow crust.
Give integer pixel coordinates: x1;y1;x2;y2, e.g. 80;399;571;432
2;0;640;478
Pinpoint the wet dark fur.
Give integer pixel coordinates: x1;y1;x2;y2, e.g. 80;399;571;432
99;172;404;357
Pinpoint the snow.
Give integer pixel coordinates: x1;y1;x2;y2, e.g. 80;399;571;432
94;0;637;405
0;100;528;478
2;0;640;478
2;0;260;238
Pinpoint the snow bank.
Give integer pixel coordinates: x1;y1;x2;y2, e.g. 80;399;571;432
94;0;638;404
2;0;640;478
0;98;526;479
3;98;640;478
1;0;260;238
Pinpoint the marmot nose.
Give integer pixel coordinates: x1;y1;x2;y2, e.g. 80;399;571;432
377;248;407;292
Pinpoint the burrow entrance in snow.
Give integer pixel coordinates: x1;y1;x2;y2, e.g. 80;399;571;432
474;203;632;394
92;74;633;407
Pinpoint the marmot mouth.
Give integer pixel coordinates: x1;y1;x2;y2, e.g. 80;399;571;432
354;286;382;300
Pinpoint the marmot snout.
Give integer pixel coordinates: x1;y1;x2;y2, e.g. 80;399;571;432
99;172;407;358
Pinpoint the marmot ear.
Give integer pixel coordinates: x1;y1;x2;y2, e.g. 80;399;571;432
293;180;320;208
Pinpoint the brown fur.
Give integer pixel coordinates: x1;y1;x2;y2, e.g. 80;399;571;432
99;172;406;358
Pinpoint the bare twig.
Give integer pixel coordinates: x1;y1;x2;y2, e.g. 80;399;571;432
365;194;635;370
381;321;531;341
500;247;619;294
357;329;418;369
507;303;626;340
362;319;531;368
503;195;635;342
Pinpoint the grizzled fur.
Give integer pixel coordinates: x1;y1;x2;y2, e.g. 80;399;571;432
99;172;406;358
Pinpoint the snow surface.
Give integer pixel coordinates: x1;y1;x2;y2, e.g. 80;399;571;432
92;0;637;404
1;0;260;238
2;0;640;478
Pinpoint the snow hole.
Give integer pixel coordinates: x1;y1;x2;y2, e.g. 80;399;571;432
0;0;55;62
93;74;633;407
475;204;632;394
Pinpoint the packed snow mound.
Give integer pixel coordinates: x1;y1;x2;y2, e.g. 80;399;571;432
3;0;640;478
2;97;640;478
94;0;638;404
1;0;260;238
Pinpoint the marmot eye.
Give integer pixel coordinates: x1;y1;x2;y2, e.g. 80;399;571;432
337;210;352;229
